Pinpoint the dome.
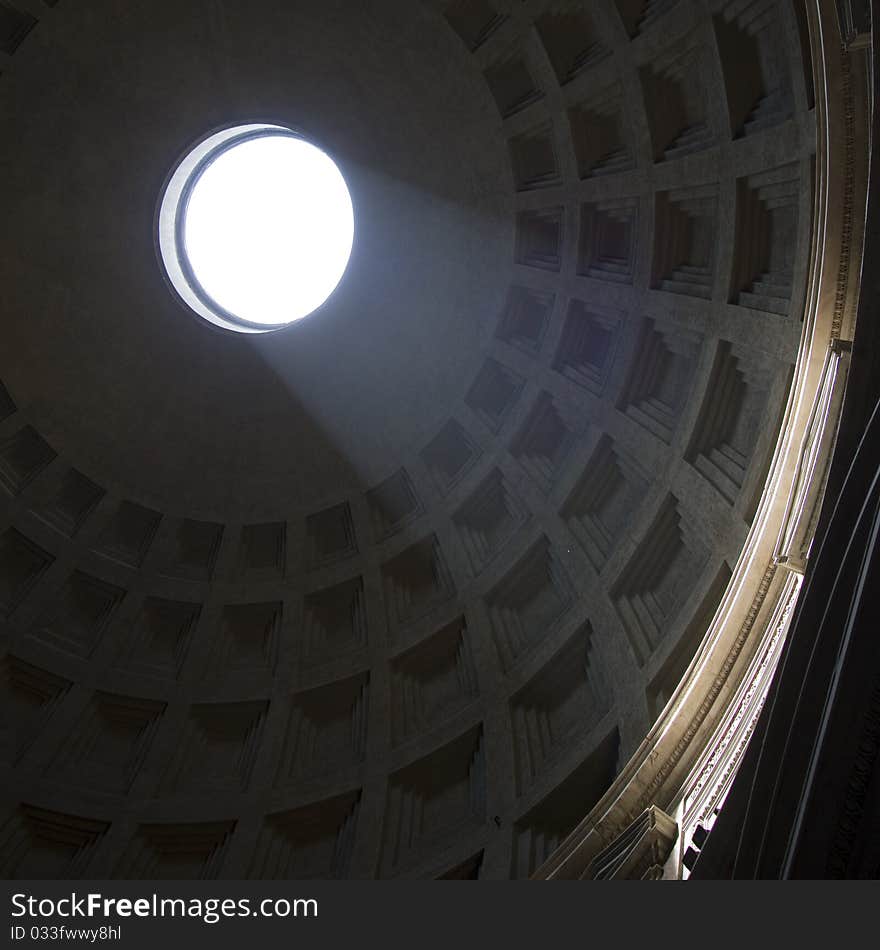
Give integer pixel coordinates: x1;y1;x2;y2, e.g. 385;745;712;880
0;0;870;880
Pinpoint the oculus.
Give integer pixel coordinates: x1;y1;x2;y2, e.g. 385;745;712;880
158;124;355;333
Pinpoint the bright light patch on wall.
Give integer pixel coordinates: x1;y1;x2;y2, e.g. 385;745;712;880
158;125;354;333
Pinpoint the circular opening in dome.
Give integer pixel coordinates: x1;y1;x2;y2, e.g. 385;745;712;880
158;124;355;333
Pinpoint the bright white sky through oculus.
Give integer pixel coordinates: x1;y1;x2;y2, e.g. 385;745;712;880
183;135;354;326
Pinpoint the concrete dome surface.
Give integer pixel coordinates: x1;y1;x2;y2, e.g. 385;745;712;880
0;0;849;880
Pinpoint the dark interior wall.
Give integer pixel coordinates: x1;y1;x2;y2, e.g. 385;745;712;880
692;16;880;878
